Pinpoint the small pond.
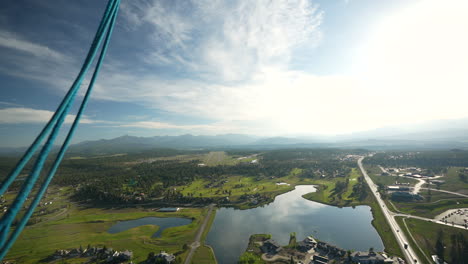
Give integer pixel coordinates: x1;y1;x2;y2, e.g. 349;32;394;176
108;217;192;238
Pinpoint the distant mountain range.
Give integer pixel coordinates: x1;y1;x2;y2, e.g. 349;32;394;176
65;128;468;154
68;134;259;154
2;118;468;155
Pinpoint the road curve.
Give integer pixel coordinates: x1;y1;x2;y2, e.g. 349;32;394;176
184;204;215;264
392;213;468;230
358;157;421;264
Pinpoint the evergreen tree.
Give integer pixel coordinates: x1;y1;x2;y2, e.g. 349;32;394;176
435;230;445;261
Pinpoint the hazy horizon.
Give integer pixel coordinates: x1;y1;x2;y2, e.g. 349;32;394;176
1;0;468;147
3;115;468;149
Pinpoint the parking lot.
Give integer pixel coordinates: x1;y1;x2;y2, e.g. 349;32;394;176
435;208;468;226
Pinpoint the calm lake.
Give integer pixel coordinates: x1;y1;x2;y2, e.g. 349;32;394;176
206;185;384;264
108;217;191;238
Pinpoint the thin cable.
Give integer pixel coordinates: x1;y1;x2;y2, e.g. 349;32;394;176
0;1;120;243
0;0;118;195
0;2;120;258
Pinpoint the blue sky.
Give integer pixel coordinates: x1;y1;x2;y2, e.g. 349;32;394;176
1;0;468;147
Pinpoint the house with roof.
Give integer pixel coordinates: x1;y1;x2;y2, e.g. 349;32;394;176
297;236;317;252
260;239;283;254
154;251;176;263
311;255;329;264
351;250;386;264
158;207;180;212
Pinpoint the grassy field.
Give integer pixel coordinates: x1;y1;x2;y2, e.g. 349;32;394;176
302;168;361;207
124;154;205;166
391;198;468;218
192;245;217;264
5;197;208;264
369;197;403;257
177;176;293;199
436;167;468;194
203;151;239;166
366;166;418;186
176;169;317;206
419;188;464;201
395;217;468;264
1;186;79;223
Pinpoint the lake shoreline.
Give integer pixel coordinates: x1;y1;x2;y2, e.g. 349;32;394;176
206;185;384;264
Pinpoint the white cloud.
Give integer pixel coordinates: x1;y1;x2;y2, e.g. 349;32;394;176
0;101;22;107
119;121;231;133
122;0;322;82
90;68;364;135
0;30;68;61
0;30;75;94
201;0;322;81
0;107;222;134
5;0;468;137
96;0;468;136
0;107;108;125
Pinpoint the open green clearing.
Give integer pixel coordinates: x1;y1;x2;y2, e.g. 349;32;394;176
175;168;317;207
438;167;468;194
366;165;418;186
302;168;362;207
396;217;468;264
203;151;238;166
5;191;207;264
192;245;217;264
391;198;468;218
177;176;293;198
202;151;257;166
419;188;464;202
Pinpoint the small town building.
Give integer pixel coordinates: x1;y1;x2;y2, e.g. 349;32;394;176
261;239;282;254
311;255;329;264
158;207;180;212
387;186;409;191
351;251;385;264
154;251;176;263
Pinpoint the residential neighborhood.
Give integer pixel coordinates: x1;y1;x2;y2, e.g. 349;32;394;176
244;234;405;264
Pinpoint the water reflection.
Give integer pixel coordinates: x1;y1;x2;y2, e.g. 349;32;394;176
206;185;384;264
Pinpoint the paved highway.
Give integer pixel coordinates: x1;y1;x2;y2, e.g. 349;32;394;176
358;157;421;264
